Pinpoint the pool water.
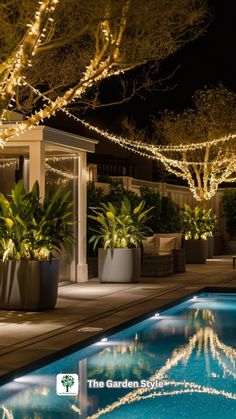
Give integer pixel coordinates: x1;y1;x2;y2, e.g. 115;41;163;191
1;293;236;418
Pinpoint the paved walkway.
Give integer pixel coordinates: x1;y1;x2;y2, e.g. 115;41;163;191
0;256;236;384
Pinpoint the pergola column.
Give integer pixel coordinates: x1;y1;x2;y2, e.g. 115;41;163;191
29;141;45;199
77;151;88;282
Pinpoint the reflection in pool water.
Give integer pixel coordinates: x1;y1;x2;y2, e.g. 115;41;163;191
1;293;236;418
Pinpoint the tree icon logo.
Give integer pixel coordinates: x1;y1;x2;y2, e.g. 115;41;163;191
61;374;75;392
56;373;79;395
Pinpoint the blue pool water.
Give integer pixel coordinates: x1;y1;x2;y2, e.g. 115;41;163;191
1;293;236;418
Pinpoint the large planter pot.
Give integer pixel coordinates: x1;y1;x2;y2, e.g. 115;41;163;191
207;236;214;259
0;260;59;311
185;239;208;264
98;248;140;283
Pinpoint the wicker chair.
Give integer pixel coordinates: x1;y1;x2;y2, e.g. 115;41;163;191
141;233;186;277
141;253;174;277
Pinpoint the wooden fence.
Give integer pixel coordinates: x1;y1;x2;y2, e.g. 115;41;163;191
95;176;227;234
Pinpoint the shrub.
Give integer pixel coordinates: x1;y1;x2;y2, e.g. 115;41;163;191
160;196;181;233
87;182;104;256
106;178;141;209
222;190;236;238
140;187;162;232
140;187;181;233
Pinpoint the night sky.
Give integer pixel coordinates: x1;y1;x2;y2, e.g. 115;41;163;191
81;0;236;131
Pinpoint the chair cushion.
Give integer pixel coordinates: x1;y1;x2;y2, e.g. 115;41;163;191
159;236;177;255
154;233;183;249
142;236;159;255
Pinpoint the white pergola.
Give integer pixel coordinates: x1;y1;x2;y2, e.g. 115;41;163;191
0;124;98;282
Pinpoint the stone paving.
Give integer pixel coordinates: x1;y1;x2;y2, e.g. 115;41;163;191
0;255;236;384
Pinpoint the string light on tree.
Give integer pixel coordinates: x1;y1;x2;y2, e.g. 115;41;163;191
0;0;60;124
0;0;208;151
9;81;236;204
0;1;136;146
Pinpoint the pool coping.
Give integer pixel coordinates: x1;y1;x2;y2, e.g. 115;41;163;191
1;285;236;387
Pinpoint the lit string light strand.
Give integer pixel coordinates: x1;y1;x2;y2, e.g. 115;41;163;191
23;82;236;159
0;1;131;145
0;156;78;179
0;0;60;124
87;327;236;418
4;80;236;202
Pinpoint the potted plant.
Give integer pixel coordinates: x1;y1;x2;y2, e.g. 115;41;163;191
89;197;153;283
182;204;215;263
87;182;104;278
204;209;217;258
0;180;74;310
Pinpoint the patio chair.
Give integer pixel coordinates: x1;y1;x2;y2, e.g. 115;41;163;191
141;233;185;277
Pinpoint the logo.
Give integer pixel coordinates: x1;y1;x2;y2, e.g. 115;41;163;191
56;374;79;396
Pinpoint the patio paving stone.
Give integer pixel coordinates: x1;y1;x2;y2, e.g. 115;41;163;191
0;255;236;384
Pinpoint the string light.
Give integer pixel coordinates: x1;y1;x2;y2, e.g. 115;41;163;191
45;155;78;179
45;162;78;179
1;18;236;203
23;82;236;162
0;158;16;168
87;326;236;418
0;0;60;136
0;0;60;126
12;81;236;202
0;156;77;179
0;4;131;145
70;404;81;415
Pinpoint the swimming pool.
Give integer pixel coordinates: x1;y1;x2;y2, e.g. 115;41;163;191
0;292;236;418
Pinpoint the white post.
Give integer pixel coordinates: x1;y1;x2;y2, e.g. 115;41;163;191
29;141;45;198
77;152;88;282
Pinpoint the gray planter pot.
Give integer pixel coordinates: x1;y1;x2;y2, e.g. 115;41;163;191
98;248;140;283
185;239;207;264
0;260;59;311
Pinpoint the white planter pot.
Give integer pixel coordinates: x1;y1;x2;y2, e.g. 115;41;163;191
98;248;140;283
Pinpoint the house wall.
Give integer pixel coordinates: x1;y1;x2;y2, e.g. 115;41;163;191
89;137;153;180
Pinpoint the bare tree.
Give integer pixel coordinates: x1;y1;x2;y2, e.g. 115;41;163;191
121;85;236;205
0;0;207;145
152;85;236;204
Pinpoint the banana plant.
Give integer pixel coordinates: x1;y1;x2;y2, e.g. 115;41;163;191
88;197;153;249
